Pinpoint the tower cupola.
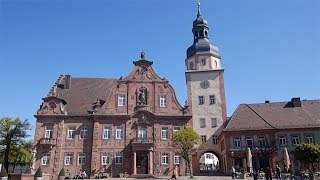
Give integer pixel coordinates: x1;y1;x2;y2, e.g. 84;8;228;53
187;2;219;59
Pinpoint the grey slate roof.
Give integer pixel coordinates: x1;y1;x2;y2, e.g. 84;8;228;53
224;99;320;131
55;77;116;115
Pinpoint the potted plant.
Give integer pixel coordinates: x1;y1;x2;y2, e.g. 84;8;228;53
240;167;246;179
58;168;65;180
34;167;42;180
0;166;8;180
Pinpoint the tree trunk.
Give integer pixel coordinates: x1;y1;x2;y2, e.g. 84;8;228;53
4;144;10;173
187;161;194;178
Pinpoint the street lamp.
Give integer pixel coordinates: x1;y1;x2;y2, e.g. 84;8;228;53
110;150;113;178
230;151;234;166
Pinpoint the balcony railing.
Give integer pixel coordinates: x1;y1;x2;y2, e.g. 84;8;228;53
131;138;154;144
39;138;55;149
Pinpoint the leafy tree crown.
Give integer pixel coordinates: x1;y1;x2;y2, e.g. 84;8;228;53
0;166;8;177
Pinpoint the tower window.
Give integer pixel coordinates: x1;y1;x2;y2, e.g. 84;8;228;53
201;59;206;66
214;61;218;68
199;30;204;37
198;96;204;105
201;135;207;143
200;118;206;128
205;30;208;37
209;95;215;104
190;62;194;70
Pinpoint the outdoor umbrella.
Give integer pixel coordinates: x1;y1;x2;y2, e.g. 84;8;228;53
284;147;290;172
247;147;253;173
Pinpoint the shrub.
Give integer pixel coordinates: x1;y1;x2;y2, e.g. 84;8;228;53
35;167;42;177
58;168;65;176
0;166;8;177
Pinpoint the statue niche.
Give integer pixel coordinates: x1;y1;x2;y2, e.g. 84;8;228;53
138;87;148;106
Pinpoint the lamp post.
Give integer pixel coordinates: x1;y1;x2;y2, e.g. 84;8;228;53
110;150;113;178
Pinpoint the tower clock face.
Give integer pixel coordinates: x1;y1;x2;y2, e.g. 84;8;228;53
200;80;210;89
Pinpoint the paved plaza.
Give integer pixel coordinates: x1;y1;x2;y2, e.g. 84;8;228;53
96;176;238;180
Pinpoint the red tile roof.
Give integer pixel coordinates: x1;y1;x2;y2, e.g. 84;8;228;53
224;99;320;131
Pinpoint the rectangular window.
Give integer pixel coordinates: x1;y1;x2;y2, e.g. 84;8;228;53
115;153;123;164
279;135;287;146
292;135;300;146
211;118;217;128
101;153;110;165
67;127;75;139
258;137;266;147
138;127;147;139
209;95;215;105
173;127;180;134
161;153;169;164
41;153;50;165
234;137;241;148
45;127;53;139
116;126;124;139
161;127;169;139
78;153;86;165
118;95;126;106
103;126;111;139
65;153;73;165
160;95;167;107
198;96;204;105
305;134;314;144
174;154;181;164
246;137;253;149
212;135;218;144
201;135;207;143
200;118;206;128
80;126;87;139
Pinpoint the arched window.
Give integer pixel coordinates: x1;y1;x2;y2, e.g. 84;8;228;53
205;31;208;37
214;60;218;68
199;30;204;37
190;62;194;70
201;59;206;66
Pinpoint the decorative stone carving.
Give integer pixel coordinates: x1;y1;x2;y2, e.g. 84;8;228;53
138;88;147;105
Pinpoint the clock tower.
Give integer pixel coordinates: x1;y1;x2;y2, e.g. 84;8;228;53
185;2;227;164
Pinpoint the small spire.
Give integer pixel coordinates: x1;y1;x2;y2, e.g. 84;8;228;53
140;50;145;60
197;1;201;16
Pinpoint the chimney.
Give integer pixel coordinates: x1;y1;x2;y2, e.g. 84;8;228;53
291;97;301;107
65;75;71;89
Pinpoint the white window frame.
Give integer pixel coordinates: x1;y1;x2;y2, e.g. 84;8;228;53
173;127;180;134
80;126;87;139
292;135;300;146
200;118;206;128
174;154;181;164
198;96;204;105
67;127;75;140
45;127;53;139
201;135;207;143
41;153;50;165
209;95;215;105
65;153;73;165
78;153;86;165
161;127;169;139
211;118;217;128
118;95;126;106
246;137;253;148
160;95;167;107
305;134;314;144
279;135;287;146
116;126;124;139
101;154;110;165
161;153;169;165
138;127;147;139
212;135;218;144
234;137;241;148
103;126;111;139
115;153;123;164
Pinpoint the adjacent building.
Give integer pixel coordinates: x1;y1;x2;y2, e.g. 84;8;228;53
221;98;320;174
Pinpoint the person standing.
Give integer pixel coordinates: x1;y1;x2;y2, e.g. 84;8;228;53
231;166;236;179
276;165;282;180
253;168;258;180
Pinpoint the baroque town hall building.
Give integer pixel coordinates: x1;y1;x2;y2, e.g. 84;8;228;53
33;4;224;179
33;3;320;179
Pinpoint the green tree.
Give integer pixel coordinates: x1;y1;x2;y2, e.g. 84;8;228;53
294;143;320;171
172;128;205;178
0;117;31;172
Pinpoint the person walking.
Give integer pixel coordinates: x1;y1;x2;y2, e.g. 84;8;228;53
276;165;282;180
170;165;178;180
231;166;236;179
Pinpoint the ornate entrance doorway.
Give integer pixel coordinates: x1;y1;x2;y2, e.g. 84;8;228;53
136;151;149;174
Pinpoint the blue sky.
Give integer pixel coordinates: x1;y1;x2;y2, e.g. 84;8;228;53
1;0;319;138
